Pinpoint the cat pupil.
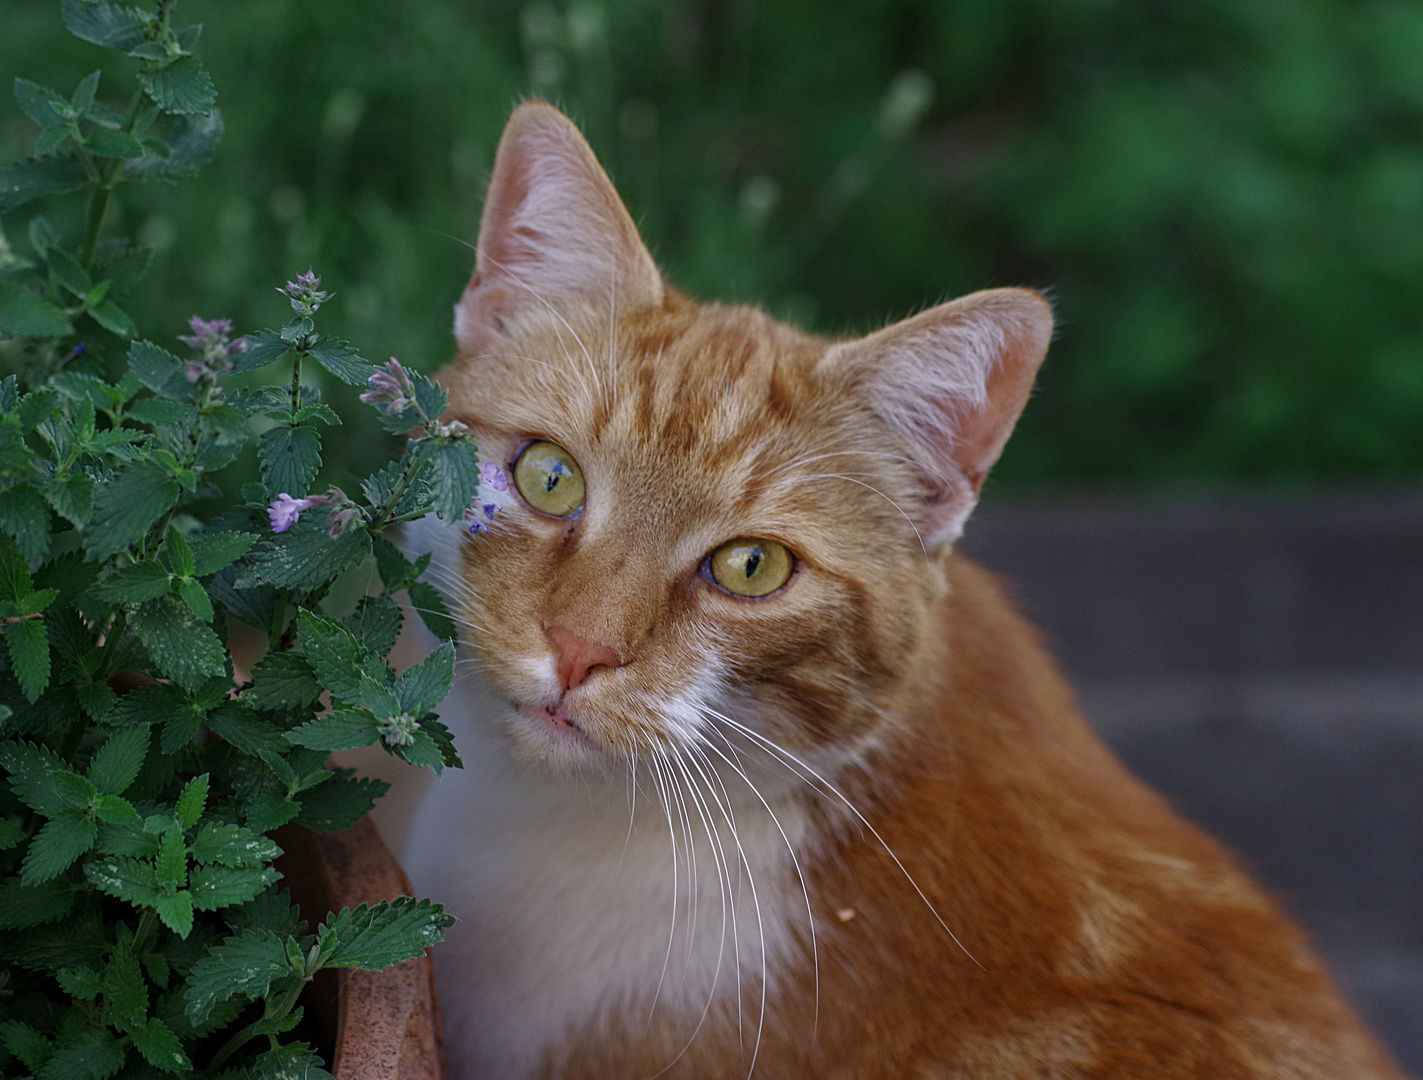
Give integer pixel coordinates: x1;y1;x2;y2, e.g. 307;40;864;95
744;549;761;578
545;463;564;492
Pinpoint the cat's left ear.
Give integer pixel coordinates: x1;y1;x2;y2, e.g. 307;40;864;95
817;287;1052;547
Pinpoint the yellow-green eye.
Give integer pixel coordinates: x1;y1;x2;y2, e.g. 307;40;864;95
709;538;794;598
513;440;585;517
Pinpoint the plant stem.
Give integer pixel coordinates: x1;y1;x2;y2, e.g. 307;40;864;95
289;348;304;417
81;89;147;271
206;976;307;1071
366;451;425;533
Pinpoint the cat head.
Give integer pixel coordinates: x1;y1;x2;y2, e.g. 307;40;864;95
436;102;1052;775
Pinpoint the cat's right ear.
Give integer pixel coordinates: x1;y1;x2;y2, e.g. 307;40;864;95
454;101;664;356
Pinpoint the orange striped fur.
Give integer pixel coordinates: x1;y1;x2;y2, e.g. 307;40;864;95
388;102;1405;1080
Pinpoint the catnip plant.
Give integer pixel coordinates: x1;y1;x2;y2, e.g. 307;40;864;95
0;3;493;1077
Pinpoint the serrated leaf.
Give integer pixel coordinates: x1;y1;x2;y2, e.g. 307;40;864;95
71;69;100;114
246;650;321;710
296;773;389;833
48;247;93;297
88;726;150;795
191;822;280;867
163;527;195;577
0;280;73;338
43;472;94;526
244;792;300;833
205;708;288;758
13;77;69;129
407;579;457;641
0;740;90;816
174;773;208;828
93;560;172;603
189;530;256;576
155;824;186;888
104;944;148;1030
259;424;321;501
345;593;403;658
0;1020;54;1073
319;897;456;971
306;337;373;385
85;462;181;563
227;327;290;376
125;109;223;180
35;1025;126;1080
0;154;88;213
419;438;481;523
284;709;381;752
61;0;147;48
190;863;278;911
131;1018;190;1073
183;928;289;1022
0;875;77;928
154;891;193;937
129;597;227;689
0;483;52;567
92;794;140;825
238;518;371;591
77;680;119;722
101;682;190;727
22;807;97;884
295;610;368;701
127;338;187;396
394;641;455;716
126;398;191;426
138;56;216;115
4;619;51;701
57;964;104;999
244;1042;335;1080
177;578;213;621
85;855;159;908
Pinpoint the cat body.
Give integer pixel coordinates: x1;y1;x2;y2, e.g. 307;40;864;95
389;102;1405;1079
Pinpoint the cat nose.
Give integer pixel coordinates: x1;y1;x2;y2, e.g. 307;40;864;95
546;624;622;691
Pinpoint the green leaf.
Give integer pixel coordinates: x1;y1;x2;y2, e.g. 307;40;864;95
23;807;98;884
14;77;69;129
238;518;371;591
189;530;256;576
0;740;90;816
57;964;104;999
48;247;93;298
420;437;481;523
296;772;389;833
138;56;216;115
88;726;150;795
0;154;87;213
306;337;373;385
407;579;458;641
259;424;322;500
177;578;213;621
43;473;95;527
92;794;140;825
183;928;289;1023
0;875;77;928
296;610;369;701
85;127;144;160
71;69;100;115
0;280;73;338
125;110;223;180
163;527;195;578
127;338;187;396
191;822;281;867
1;617;48;700
93;560;172;603
0;484;52;567
104;944;148;1030
131;1018;190;1073
0;1021;54;1073
155;824;186;888
154;891;193;938
88;298;137;337
174;773;208;829
245;650;321;710
284;709;381;752
61;0;147;48
35;1024;126;1080
85;462;181;563
344;594;403;660
394;642;455;716
0;819;23;848
126;398;191;426
129;597;227;689
371;533;420;592
190;864;279;911
244;792;300;833
227;327;290;376
84;855;159;907
319;897;455;971
101;682;190;728
245;1042;335;1080
205;708;289;759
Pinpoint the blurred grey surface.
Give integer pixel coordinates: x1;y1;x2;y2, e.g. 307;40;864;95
963;492;1423;1072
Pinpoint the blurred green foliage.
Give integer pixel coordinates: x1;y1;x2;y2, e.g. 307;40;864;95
5;0;1423;488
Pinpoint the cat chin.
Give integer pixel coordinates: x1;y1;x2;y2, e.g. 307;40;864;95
499;701;627;778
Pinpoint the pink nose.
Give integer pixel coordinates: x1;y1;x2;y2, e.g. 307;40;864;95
546;625;621;691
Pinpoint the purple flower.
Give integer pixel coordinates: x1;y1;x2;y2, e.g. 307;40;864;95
479;461;509;492
268;492;327;533
178;315;247;375
183;361;207;383
280;268;333;316
359;357;416;416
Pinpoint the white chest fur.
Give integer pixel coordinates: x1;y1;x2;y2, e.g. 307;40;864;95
396;672;816;1080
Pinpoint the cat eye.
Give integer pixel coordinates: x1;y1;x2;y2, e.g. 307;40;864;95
513;440;586;517
708;538;794;598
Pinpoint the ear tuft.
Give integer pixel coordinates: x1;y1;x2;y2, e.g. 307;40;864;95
454;102;663;355
818;288;1052;547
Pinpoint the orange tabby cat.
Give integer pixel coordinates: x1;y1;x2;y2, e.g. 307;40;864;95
389;102;1406;1079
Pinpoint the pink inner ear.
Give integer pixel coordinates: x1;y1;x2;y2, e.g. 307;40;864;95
453;102;662;357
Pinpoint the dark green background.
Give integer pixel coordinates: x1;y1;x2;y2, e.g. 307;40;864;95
6;0;1423;490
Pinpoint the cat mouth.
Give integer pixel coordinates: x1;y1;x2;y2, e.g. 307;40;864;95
516;700;592;742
